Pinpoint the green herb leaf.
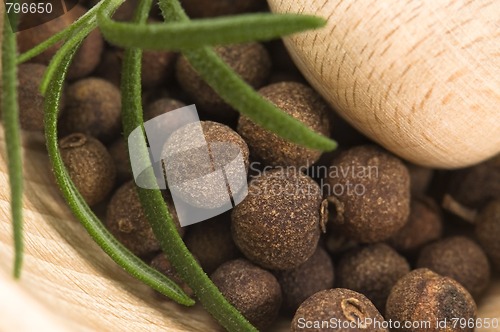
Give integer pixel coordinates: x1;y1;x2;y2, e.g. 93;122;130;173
120;0;257;330
39;22;95;94
98;11;325;50
2;8;24;279
17;2;103;64
156;0;336;152
38;0;126;94
42;20;194;307
184;47;337;151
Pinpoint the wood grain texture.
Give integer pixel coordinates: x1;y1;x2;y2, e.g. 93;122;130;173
269;0;500;168
0;130;222;332
0;3;499;331
0;131;498;331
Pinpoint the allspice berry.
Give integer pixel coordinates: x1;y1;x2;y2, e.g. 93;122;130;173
59;133;116;206
406;163;433;196
275;247;334;313
447;153;500;209
336;243;410;312
389;197;443;253
108;139;133;184
162;121;249;209
141;48;176;89
176;43;270;117
106;180;184;256
18;63;65;131
94;47;176;88
59;78;122;143
93;48;123;87
238;82;331;168
17;5;103;80
231;168;326;270
291;289;387;332
184;214;240;274
324;225;359;256
180;0;266;18
327;145;410;243
150;252;193;298
144;98;186;121
386;269;477;332
475;199;500;270
211;259;282;330
144;98;187;136
87;0;138;22
417;236;491;297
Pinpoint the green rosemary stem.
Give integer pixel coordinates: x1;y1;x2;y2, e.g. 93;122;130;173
2;5;24;279
98;12;325;50
16;1;104;64
120;0;257;330
157;0;336;152
40;0;125;94
42;27;194;306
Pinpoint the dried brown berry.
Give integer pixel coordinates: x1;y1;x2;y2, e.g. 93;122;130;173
447;153;500;209
87;0;138;21
184;213;240;274
238;82;331;168
386;269;477;332
93;48;123;87
17;63;65;131
59;133;116;206
324;225;359;256
291;289;387;332
475;199;500;270
145;98;186;120
389;197;443;253
108;139;132;184
336;243;410;312
141;49;177;88
267;40;302;75
106;180;184;256
161;121;249;209
18;5;103;80
150;252;193;298
211;259;282;330
59;78;122;143
144;98;187;135
94;47;176;88
275;247;334;313
176;43;270;118
417;236;491;297
179;0;266;18
327;145;410;243
231;168;326;270
407;163;433;196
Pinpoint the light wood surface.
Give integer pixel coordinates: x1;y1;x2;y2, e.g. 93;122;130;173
1;2;500;331
0;130;223;332
269;0;500;168
0;129;499;331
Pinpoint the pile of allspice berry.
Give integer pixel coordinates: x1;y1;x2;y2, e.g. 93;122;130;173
16;0;500;331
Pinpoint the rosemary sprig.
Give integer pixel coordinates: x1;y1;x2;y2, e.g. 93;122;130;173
157;0;336;151
120;0;257;330
3;0;336;327
98;11;325;50
40;0;125;94
42;21;194;306
39;22;95;94
2;4;24;278
184;48;336;150
16;1;105;64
